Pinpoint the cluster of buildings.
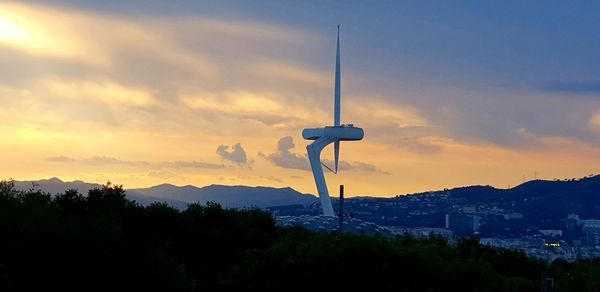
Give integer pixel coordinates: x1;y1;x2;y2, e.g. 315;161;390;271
270;186;600;262
565;214;600;246
275;215;395;237
401;210;600;262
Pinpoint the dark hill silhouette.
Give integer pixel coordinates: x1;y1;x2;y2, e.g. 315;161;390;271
437;176;600;220
13;178;317;209
128;184;317;208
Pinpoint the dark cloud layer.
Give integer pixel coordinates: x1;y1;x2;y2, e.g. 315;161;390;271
266;136;310;171
216;143;248;164
46;156;77;162
47;156;225;169
84;156;150;167
322;160;390;175
543;82;600;95
265;136;390;174
158;161;226;169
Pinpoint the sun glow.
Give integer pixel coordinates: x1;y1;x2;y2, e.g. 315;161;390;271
0;3;107;65
0;14;31;43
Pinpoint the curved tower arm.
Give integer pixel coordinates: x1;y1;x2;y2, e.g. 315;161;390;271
306;136;337;216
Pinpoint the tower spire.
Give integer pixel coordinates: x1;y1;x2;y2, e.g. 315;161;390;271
334;25;341;127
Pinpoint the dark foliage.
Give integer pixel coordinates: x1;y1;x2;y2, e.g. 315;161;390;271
0;179;595;291
447;176;600;220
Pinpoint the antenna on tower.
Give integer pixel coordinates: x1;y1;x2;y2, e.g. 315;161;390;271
333;25;341;173
334;25;341;127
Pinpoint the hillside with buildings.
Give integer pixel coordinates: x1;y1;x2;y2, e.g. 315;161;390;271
270;175;600;262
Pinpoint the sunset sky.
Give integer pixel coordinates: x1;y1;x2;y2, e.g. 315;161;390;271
2;1;600;197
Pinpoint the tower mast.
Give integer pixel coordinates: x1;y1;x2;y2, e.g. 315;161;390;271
334;25;341;127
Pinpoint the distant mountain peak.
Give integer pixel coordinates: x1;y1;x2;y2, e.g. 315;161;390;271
129;182;317;208
152;183;179;188
42;177;64;183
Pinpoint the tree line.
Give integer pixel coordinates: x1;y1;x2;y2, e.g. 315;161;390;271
0;179;598;291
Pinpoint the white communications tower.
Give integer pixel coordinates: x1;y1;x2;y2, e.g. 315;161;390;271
302;26;364;216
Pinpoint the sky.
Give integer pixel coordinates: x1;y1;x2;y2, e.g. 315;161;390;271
1;1;600;197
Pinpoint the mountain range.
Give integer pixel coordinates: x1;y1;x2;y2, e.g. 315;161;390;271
12;178;317;209
11;175;600;221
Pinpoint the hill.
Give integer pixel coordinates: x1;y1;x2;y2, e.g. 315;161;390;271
13;178;317;209
269;175;600;235
441;176;600;220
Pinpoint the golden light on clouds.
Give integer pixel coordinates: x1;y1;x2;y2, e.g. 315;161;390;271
1;2;599;197
248;62;330;88
0;3;108;65
182;91;282;114
43;80;157;107
348;100;429;129
589;110;600;131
